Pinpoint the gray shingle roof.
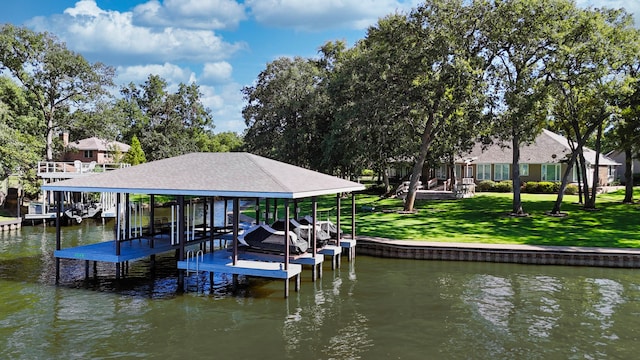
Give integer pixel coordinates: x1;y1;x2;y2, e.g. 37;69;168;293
67;137;130;152
458;129;619;166
41;152;365;198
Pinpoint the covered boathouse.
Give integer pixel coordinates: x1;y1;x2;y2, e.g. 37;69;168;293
41;152;365;297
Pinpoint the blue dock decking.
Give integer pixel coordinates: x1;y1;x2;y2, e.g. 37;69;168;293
55;237;171;263
54;234;207;263
177;250;302;280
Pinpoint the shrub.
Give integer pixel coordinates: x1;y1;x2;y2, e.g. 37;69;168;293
522;181;560;194
493;180;513;193
538;181;558;193
476;180;495;192
522;181;539;193
564;184;579;195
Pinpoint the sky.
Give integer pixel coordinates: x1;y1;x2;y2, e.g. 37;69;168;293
1;0;638;134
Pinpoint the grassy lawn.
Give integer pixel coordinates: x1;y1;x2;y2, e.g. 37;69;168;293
350;189;640;248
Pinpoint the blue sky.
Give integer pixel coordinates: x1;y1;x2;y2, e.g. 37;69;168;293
1;0;638;134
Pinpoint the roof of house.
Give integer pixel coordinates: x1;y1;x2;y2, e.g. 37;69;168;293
457;129;619;166
67;137;130;152
41;152;365;199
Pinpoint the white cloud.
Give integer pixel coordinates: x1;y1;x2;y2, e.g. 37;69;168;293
132;0;247;30
28;0;246;64
246;0;415;31
200;83;246;133
576;0;640;25
202;62;233;83
115;63;196;90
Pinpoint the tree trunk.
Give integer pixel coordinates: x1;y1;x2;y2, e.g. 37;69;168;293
511;134;524;215
579;150;591;206
404;114;435;212
576;157;583;204
382;167;391;195
584;123;602;209
551;151;578;214
623;147;634;203
46;114;54;161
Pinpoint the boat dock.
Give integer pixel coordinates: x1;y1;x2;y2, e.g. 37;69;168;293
42;152;365;298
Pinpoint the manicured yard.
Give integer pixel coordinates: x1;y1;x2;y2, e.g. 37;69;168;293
350;189;640;248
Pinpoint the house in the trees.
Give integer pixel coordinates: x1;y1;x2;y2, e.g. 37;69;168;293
438;129;619;187
60;133;130;164
605;150;640;184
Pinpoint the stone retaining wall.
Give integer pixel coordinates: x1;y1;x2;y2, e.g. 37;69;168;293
0;219;21;232
356;238;640;268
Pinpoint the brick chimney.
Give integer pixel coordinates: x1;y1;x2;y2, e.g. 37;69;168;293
59;131;69;147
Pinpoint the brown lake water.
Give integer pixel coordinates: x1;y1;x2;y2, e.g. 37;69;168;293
1;221;640;359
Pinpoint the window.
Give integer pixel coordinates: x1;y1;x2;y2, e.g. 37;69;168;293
542;164;561;182
519;164;529;177
84;150;93;158
464;165;473;178
477;164;491;180
494;164;510;181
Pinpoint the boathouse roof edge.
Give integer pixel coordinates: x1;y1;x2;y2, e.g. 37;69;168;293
41;152;365;198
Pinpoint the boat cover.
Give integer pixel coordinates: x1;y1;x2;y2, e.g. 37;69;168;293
241;224;308;254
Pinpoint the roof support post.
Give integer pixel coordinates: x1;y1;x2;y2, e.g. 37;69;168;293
351;192;356;260
209;197;215;246
265;198;270;223
273;199;278;222
255;197;260;224
177;195;185;292
232;198;239;265
351;192;356;240
311;196;317;258
284;199;290;270
125;193;130;241
224;198;229;227
55;191;62;284
115;193;121;256
178;195;185;261
149;194;155;247
336;194;341;243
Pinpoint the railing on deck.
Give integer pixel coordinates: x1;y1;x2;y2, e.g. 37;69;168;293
37;161;130;176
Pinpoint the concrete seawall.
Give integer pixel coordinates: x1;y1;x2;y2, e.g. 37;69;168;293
0;218;21;232
356;236;640;268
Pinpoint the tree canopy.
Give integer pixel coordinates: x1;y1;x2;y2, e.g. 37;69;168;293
242;0;640;215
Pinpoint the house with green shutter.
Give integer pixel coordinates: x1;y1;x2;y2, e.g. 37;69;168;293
437;129;619;187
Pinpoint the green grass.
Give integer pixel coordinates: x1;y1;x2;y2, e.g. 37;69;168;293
351;189;640;248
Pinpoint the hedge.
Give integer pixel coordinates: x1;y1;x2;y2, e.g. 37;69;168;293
476;180;577;194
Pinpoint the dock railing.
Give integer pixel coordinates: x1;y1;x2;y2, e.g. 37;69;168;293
37;161;130;176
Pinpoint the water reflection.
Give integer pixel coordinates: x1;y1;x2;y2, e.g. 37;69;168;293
2;225;640;359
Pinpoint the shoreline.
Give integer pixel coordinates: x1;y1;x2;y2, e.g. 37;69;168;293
355;236;640;268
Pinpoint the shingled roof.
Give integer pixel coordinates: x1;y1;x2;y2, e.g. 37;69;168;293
41;152;365;198
67;137;131;152
458;129;619;166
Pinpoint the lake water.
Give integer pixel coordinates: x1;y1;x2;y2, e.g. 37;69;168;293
1;221;640;359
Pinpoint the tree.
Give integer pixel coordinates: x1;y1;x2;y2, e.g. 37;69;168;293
486;0;574;216
397;0;491;211
0;76;44;180
0;24;114;161
323;39;412;185
123;135;146;165
197;131;244;152
116;75;215;161
547;6;636;213
242;57;327;169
